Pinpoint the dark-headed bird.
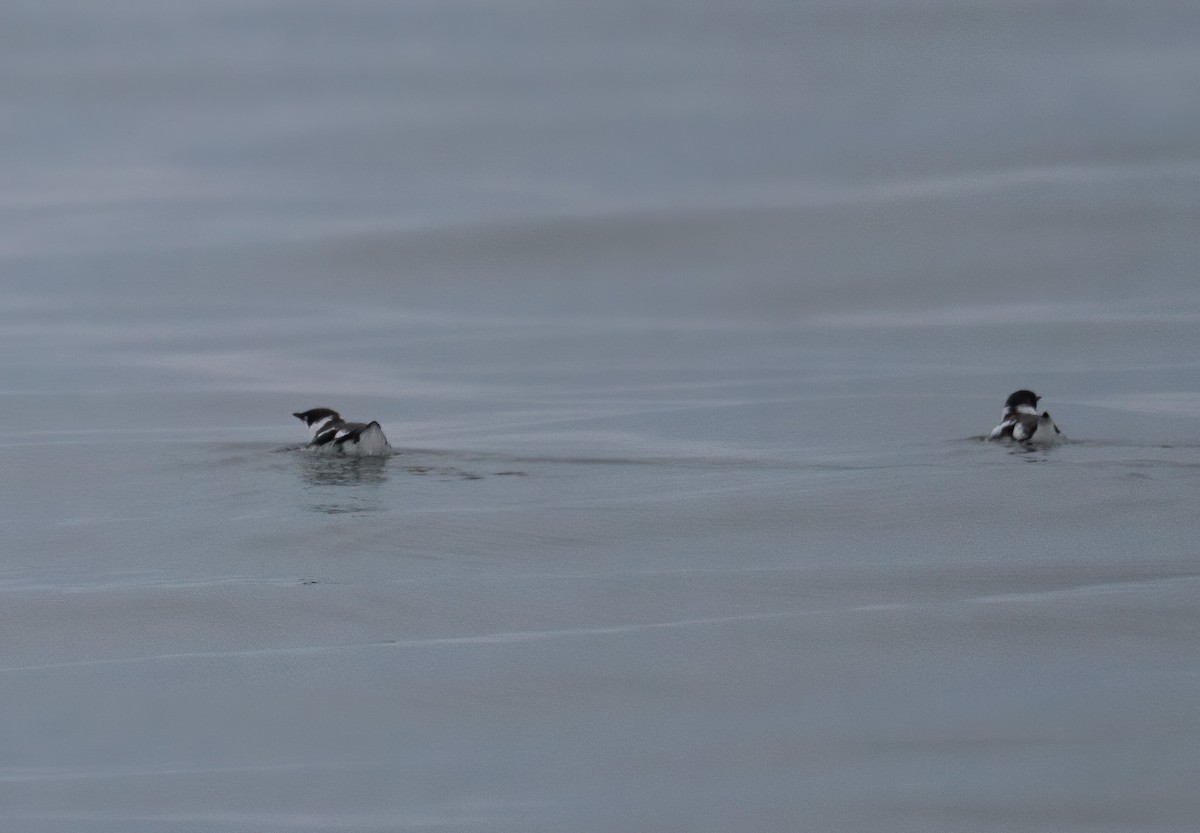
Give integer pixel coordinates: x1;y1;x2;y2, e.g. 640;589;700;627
988;390;1062;445
293;408;391;456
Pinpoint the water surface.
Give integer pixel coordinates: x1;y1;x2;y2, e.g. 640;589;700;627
3;1;1199;830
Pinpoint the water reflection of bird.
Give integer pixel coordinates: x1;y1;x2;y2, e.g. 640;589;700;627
299;454;390;487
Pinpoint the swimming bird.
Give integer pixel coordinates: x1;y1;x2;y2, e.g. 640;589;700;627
293;408;391;456
988;389;1062;445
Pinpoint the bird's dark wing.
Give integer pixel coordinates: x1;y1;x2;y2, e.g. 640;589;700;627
332;422;370;446
1011;414;1039;442
989;418;1016;440
310;427;341;446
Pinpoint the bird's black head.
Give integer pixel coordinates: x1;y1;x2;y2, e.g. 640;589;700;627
293;408;341;427
1004;389;1040;410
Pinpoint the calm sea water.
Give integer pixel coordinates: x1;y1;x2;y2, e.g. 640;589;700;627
3;1;1199;831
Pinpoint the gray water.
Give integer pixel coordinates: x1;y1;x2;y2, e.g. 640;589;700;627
3;1;1200;831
